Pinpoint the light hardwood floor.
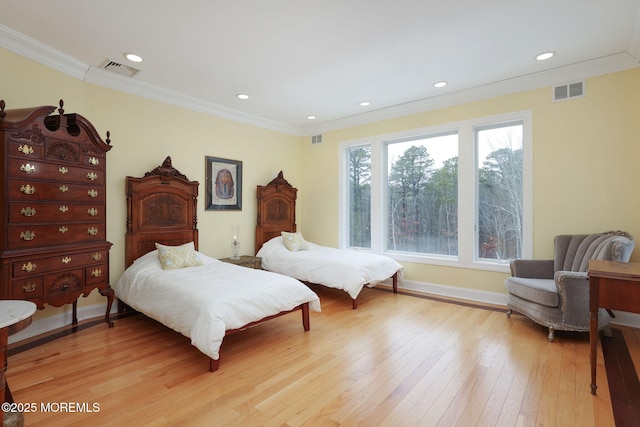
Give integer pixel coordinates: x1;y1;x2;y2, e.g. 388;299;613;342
6;285;633;426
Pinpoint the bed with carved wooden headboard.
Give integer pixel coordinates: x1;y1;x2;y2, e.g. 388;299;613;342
255;171;402;309
124;156;199;267
114;158;320;372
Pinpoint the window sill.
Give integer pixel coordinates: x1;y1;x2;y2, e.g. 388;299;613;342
386;251;511;274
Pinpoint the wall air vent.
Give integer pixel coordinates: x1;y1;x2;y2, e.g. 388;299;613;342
311;134;323;144
101;59;140;77
553;81;585;102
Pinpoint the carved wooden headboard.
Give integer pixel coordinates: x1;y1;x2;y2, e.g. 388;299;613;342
255;171;297;253
125;156;199;267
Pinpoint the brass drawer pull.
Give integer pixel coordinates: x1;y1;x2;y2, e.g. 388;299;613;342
22;262;37;272
88;227;98;236
89;157;100;166
87;208;98;216
20;230;35;241
22;282;37;293
18;144;34;155
20;184;36;195
20;207;36;217
59;166;69;174
20;163;35;174
59;185;69;193
92;252;102;261
88;189;99;198
87;172;98;181
62;256;72;264
59;205;69;213
59;226;69;233
91;269;102;278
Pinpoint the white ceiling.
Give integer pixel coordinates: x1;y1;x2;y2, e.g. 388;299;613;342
1;0;639;135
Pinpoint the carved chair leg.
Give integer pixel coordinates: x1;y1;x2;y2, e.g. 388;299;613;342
547;326;555;342
506;308;512;318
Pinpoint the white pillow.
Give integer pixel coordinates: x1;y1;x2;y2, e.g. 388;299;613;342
155;242;202;270
281;231;309;251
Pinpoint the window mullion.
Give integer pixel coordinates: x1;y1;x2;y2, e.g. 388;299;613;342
457;124;474;266
370;140;384;253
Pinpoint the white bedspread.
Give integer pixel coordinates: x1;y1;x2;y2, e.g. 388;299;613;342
114;250;320;361
257;237;403;300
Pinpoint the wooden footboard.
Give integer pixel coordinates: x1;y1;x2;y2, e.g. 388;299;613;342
208;302;310;372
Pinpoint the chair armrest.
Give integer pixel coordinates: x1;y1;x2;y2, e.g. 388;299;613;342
509;259;554;278
556;271;613;328
554;271;590;326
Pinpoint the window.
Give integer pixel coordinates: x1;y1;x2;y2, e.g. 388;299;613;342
340;111;531;271
348;146;371;248
476;123;524;261
387;133;458;256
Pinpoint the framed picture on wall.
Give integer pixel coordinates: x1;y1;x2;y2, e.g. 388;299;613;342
205;156;242;210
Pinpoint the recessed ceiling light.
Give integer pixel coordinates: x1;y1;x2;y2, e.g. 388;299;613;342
124;53;143;63
433;81;448;88
237;93;249;100
306;115;317;120
536;51;555;61
359;101;371;107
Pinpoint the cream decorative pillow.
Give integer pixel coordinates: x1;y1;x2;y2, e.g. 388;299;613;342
281;231;309;251
155;242;202;270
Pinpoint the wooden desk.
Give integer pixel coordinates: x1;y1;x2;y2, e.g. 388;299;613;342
588;260;640;395
1;300;37;426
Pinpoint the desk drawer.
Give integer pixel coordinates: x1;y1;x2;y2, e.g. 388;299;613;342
11;276;44;300
9;202;105;223
12;249;108;278
8;178;105;203
7;223;105;250
8;158;105;184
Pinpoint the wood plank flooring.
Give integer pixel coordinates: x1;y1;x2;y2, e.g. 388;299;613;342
5;285;635;426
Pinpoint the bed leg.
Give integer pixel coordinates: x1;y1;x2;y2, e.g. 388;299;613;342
302;302;310;331
209;358;220;372
352;298;358;310
392;272;398;293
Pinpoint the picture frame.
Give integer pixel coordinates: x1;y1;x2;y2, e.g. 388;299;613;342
205;156;242;210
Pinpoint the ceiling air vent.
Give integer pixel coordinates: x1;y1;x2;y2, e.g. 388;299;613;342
311;134;323;145
553;81;585;102
102;59;140;77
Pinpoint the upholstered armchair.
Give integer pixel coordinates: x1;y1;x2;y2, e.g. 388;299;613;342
505;231;634;341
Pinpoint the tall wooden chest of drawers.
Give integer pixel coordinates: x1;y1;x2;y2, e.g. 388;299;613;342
0;100;114;327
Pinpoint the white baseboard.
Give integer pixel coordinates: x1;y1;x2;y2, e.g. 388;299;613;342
399;279;509;307
397;279;640;329
10;280;640;345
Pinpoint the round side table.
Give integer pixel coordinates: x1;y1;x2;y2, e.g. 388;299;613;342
1;301;37;427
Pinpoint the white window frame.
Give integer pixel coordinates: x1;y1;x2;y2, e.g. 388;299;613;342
338;110;532;273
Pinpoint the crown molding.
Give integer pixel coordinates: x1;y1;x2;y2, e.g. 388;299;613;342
0;24;88;80
3;23;639;139
301;52;640;136
0;24;302;136
82;65;302;135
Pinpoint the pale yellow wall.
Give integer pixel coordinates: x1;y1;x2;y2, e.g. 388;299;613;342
1;48;303;322
300;68;640;293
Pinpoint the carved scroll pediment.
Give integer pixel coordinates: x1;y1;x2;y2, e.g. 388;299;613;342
11;124;44;144
266;171;293;189
144;156;189;182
